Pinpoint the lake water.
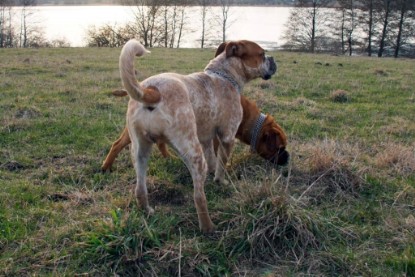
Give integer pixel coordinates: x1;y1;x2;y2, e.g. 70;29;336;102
33;6;291;48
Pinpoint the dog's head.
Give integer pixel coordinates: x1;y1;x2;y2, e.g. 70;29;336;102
256;115;289;166
215;40;277;81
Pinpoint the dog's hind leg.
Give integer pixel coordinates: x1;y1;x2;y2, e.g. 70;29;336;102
202;140;216;174
214;138;235;185
131;136;154;214
170;136;214;233
102;127;131;172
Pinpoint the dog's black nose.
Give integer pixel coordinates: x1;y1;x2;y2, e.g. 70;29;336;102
277;149;289;166
269;56;277;74
263;56;277;80
270;147;289;166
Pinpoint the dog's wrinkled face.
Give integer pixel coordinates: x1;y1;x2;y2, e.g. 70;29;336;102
215;40;277;80
256;117;289;166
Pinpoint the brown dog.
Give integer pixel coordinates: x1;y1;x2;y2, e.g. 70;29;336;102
118;39;277;232
102;92;289;171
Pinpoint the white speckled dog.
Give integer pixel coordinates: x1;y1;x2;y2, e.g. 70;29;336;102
119;39;277;233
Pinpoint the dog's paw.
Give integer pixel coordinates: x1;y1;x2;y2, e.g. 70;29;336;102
201;223;215;234
214;176;229;185
146;206;155;215
101;165;112;173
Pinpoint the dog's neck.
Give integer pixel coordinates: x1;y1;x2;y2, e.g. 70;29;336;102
205;69;241;93
205;54;246;92
250;113;267;152
236;97;266;152
237;113;267;153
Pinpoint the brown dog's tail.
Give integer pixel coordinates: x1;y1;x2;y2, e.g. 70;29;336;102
119;39;161;104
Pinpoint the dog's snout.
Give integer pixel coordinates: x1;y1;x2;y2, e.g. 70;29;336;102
268;56;277;74
277;149;289;166
262;56;277;80
270;147;289;166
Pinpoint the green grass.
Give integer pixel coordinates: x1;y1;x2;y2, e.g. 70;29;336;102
1;46;414;276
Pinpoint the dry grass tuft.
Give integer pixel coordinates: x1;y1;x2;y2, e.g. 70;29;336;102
293;97;317;107
375;143;415;177
374;69;388;76
48;191;94;205
292;140;364;202
381;117;415;137
220;175;323;266
259;80;275;90
14;106;41;119
330;89;351;103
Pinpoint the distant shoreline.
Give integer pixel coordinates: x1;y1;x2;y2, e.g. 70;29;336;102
13;4;295;7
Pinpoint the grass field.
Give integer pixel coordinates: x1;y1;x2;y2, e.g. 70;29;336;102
1;46;414;276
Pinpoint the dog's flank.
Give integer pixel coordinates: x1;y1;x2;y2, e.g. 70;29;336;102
119;40;161;104
103;90;289;170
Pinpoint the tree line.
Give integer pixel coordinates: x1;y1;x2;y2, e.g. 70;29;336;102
85;0;234;49
1;0;70;47
8;0;307;6
282;0;415;57
1;0;414;58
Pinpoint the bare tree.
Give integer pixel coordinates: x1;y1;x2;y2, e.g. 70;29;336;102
337;0;357;56
159;1;189;48
198;0;209;48
124;0;161;47
15;0;49;48
377;0;393;57
392;0;415;57
161;4;169;47
217;0;232;43
359;0;378;56
19;0;37;48
86;24;135;47
175;4;186;48
0;0;13;47
282;0;331;52
50;37;71;47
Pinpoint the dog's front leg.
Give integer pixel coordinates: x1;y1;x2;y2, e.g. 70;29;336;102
131;136;154;215
214;139;234;185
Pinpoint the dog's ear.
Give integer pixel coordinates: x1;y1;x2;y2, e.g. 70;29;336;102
264;129;279;154
225;41;247;58
215;42;227;57
259;117;288;154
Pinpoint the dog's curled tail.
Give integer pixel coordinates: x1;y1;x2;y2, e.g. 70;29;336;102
119;39;161;104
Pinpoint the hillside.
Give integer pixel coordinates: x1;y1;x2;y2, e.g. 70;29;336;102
0;46;414;276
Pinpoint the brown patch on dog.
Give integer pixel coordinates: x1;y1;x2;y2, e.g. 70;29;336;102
224;40;266;68
142;86;161;104
256;115;289;165
236;96;289;165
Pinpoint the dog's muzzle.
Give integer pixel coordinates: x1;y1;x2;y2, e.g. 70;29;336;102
269;147;289;166
262;56;277;80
